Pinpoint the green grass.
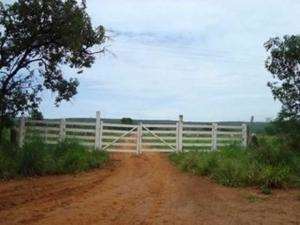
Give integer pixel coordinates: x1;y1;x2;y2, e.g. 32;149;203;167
170;140;300;193
0;128;11;143
0;136;108;180
245;194;263;203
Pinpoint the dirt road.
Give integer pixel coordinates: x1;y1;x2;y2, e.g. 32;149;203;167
0;153;299;225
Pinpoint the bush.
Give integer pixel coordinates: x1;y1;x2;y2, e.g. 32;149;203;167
19;136;50;176
0;149;18;180
87;150;109;168
0;127;11;144
54;140;90;173
51;139;108;174
212;157;249;187
121;117;133;124
258;164;290;188
0;136;108;180
170;141;300;193
265;119;300;152
251;137;294;165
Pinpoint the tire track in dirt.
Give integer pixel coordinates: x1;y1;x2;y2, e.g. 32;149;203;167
0;159;120;224
0;153;299;225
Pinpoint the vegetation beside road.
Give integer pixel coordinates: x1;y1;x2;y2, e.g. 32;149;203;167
0;136;108;180
170;135;300;194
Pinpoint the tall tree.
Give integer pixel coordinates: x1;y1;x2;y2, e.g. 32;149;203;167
0;0;106;139
264;35;300;120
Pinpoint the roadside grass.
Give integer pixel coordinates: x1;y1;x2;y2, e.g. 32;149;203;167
170;139;300;193
0;136;108;180
244;193;267;203
246;194;259;203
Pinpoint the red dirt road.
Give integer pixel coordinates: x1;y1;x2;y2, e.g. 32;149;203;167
0;153;299;225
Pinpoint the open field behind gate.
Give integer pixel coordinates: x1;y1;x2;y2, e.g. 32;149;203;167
22;111;247;153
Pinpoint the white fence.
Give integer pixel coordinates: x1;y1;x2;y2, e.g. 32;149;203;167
20;111;247;153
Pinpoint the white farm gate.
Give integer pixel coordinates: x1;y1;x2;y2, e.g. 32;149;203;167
20;111;247;153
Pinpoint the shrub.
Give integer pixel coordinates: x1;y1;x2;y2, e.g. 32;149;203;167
170;141;300;193
212;158;249;187
260;185;272;195
54;140;90;173
194;152;218;176
56;148;89;173
0;148;18;180
258;164;290;188
87;150;109;168
52;139;108;174
121;117;133;124
0;128;11;145
0;136;108;179
265;119;300;152
251;137;294;166
18;136;50;176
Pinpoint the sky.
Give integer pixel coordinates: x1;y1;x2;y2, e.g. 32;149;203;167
37;0;300;121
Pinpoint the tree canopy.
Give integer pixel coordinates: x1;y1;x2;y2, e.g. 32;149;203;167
264;35;300;120
121;117;134;125
0;0;106;130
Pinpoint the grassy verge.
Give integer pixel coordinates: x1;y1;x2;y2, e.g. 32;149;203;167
0;136;108;180
170;139;300;194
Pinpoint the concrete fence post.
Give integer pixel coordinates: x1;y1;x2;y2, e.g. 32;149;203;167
95;111;101;150
177;115;183;152
18;116;25;147
176;122;179;152
99;121;103;150
59;118;66;142
137;122;142;154
242;123;247;147
212;123;218;151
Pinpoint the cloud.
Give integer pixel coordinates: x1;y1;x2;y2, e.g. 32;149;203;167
38;0;300;121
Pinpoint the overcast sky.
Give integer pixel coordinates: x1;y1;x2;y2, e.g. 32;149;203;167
38;0;300;121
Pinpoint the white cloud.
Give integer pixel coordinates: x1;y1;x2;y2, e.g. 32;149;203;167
40;0;300;121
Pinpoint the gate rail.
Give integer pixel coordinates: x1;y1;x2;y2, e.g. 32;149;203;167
20;111;248;153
